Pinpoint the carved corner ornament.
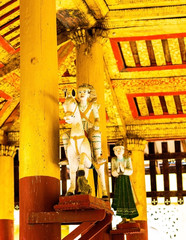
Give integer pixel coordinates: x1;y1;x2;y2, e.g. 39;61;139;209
69;27;108;54
0;144;16;157
127;138;147;152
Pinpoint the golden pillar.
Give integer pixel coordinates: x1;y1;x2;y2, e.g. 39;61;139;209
127;138;148;240
0;145;16;240
19;0;60;239
75;29;109;197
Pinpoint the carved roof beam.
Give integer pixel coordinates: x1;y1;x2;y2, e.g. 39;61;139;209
56;0;96;30
84;0;109;19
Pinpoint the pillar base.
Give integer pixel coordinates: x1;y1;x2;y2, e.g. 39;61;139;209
19;176;60;240
0;219;14;240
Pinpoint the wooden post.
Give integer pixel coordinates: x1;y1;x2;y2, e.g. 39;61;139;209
76;29;110;240
0;145;16;240
76;30;109;197
127;138;148;240
19;0;60;239
162;142;170;205
148;142;158;205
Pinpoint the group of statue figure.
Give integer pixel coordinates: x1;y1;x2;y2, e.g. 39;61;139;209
61;83;138;223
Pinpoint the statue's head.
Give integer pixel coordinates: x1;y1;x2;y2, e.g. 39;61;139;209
113;140;125;157
77;83;97;102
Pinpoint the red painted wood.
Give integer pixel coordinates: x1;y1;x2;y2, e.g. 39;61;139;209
0;220;14;240
110;39;125;71
0;35;16;54
79;214;112;240
9;34;20;43
127;95;139;119
0;16;19;31
126;220;147;240
127;91;186;120
0;91;12;118
0;0;17;11
125;64;186;72
28;209;106;224
2;26;20;38
0;6;19;21
63;222;95;240
117;222;140;231
110;33;186;42
112;234;124;240
127;91;186;97
19;176;61;240
55;194;112;214
110;34;186;72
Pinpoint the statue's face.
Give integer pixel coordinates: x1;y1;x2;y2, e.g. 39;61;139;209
77;87;90;102
114;146;125;158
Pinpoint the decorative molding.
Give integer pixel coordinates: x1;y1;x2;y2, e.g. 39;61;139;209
127;138;147;151
126;123;186;140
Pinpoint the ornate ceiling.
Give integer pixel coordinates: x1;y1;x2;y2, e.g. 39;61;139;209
1;0;186;146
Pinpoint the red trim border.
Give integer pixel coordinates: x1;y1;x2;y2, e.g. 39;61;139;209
127;91;186;120
110;33;186;72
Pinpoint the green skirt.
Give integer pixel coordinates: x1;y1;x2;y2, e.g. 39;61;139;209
112;175;139;219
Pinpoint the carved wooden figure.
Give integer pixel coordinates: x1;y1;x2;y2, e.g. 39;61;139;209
62;89;108;198
111;141;139;223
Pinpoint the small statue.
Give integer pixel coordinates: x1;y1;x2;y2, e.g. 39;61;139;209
111;141;139;223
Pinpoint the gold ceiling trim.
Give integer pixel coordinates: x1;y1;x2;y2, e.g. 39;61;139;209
107;0;186;9
105;5;186;21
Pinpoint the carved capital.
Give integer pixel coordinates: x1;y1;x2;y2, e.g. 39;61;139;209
127;138;147;152
70;27;107;50
0;145;16;157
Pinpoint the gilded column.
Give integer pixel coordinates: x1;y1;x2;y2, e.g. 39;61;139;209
75;29;109;197
19;0;60;239
127;138;148;240
0;145;16;240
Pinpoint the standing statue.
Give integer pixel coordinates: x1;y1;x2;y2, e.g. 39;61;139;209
111;141;139;223
62;86;108;198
